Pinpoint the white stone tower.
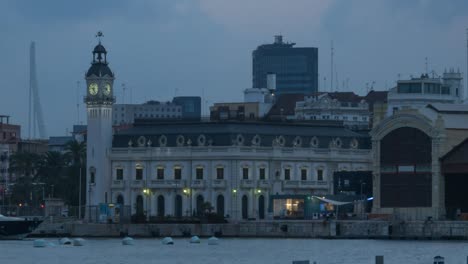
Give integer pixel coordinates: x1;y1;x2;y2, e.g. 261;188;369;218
84;33;115;218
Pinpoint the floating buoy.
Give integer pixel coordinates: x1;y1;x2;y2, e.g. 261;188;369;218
73;238;85;246
190;236;201;244
208;236;219;245
59;237;72;245
122;237;135;246
162;237;174;245
33;239;47;248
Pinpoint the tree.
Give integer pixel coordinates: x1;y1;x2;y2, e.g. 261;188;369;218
64;140;86;207
8;152;41;205
36;151;67;201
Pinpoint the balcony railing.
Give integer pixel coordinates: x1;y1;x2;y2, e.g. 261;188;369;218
111;180;125;188
131;180;144;188
212;179;226;188
283;180;329;189
257;180;270;188
240;179;255;189
149;180;186;188
191;179;205;188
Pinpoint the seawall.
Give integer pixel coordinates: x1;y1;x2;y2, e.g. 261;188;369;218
51;220;468;239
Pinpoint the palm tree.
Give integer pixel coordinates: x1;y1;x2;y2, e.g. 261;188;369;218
36;151;67;200
64;140;86;210
8;152;41;205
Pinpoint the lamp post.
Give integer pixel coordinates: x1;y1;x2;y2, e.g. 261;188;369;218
183;188;191;217
143;188;150;221
232;189;237;220
78;166;82;219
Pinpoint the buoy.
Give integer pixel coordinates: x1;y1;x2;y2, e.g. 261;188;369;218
33;239;47;248
207;236;219;245
59;237;72;245
162;237;174;245
122;237;135;246
73;238;85;246
190;236;201;243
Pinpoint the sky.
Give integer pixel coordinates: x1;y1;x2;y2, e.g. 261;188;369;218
0;0;467;137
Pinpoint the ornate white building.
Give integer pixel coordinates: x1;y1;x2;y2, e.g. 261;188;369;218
85;39;372;222
295;93;371;130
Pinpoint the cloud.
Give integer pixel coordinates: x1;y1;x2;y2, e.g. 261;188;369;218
198;0;333;34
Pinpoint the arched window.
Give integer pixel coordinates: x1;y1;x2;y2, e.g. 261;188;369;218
196;195;204;216
117;194;124;205
136;195;144;216
217;195;225;217
157;195;165;217
258;195;265;219
174;195;183;218
242;195;248;219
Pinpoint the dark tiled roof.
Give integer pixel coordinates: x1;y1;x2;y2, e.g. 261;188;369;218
364;90;388;103
86;62;113;77
112;121;371;149
267;93;306;116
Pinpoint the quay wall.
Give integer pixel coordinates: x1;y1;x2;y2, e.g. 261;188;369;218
63;220;468;239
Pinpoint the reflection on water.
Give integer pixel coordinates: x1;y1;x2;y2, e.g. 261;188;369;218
1;238;467;264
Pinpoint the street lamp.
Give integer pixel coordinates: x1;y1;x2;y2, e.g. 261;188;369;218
143;188;151;220
183;188;191;217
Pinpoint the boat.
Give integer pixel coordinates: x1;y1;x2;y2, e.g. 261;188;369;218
162;237;174;245
190;236;201;244
0;214;42;240
208;236;219;245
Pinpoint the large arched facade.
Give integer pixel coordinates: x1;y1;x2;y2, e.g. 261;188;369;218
371;112;446;220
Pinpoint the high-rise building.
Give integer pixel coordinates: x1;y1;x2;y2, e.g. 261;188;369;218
252;35;318;96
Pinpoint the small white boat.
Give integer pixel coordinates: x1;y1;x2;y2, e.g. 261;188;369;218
59;237;72;245
33;239;47;248
122;237;135;245
208;236;219;245
162;237;174;245
73;238;85;246
190;236;201;243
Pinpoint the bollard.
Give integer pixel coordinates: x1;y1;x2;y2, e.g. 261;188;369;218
375;256;384;264
434;256;444;264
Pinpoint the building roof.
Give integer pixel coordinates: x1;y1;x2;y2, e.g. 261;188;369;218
267;93;306;117
426;103;468;114
364;90;388;103
48;136;73;146
112;120;370;149
86;62;113;77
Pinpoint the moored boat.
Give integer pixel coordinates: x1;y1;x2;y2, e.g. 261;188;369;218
0;214;42;240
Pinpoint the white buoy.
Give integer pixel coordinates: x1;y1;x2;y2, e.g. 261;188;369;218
208;236;219;245
122;237;135;246
59;237;72;245
162;237;174;245
190;236;201;243
73;238;85;246
33;239;47;248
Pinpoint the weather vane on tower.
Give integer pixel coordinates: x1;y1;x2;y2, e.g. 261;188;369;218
96;31;104;42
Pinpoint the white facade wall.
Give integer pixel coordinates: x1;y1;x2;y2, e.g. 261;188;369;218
108;146;371;220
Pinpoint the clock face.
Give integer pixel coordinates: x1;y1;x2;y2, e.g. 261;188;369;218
104;83;111;95
88;83;98;95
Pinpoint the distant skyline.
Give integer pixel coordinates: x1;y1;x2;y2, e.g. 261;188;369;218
0;0;467;137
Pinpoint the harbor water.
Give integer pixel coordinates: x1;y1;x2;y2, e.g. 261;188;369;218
1;238;468;264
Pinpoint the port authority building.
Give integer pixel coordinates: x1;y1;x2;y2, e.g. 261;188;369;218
84;38;468;222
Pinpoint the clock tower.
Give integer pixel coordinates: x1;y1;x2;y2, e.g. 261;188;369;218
85;33;115;217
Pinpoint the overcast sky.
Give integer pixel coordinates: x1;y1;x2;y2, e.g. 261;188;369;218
1;0;467;137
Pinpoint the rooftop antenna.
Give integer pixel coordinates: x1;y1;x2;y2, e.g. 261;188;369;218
122;83;126;104
466;28;468;101
425;57;428;75
323;77;327;92
76;81;80;125
330;40;334;93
